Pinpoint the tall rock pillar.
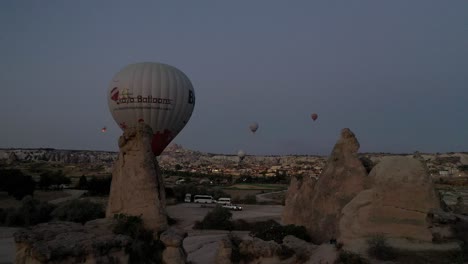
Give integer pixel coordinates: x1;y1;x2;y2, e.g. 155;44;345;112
106;123;167;232
282;128;368;243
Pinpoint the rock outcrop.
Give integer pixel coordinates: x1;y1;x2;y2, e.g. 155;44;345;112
106;123;167;232
160;228;187;264
14;220;130;264
339;156;441;242
282;128;368;243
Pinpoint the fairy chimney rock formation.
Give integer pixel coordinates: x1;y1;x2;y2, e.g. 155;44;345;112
339;156;441;242
106;123;168;232
282;128;368;243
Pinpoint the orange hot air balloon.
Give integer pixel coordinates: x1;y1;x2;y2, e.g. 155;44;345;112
311;113;318;121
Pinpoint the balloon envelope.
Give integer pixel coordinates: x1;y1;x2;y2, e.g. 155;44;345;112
107;62;195;155
101;127;107;133
311;113;318;121
249;122;259;133
237;150;246;161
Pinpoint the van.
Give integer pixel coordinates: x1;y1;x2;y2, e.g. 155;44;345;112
184;193;192;203
217;197;231;205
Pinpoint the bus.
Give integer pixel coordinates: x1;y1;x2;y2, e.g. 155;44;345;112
216;197;231;205
193;195;214;204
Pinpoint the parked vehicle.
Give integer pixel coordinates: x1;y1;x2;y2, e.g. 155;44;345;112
184;193;192;203
216;197;231;205
222;203;243;211
194;195;214;204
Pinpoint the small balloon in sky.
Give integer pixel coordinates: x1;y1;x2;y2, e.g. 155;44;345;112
101;127;107;133
107;62;196;156
238;150;246;161
311;113;318;121
249;122;259;134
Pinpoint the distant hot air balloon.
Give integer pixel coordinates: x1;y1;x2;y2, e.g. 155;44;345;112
101;127;107;133
237;150;246;162
311;113;318;121
107;62;195;156
249;122;259;134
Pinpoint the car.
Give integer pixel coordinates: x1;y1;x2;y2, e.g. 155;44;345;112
222;203;243;211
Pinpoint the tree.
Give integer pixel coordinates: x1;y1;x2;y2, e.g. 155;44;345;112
39;170;71;190
0;169;35;200
78;175;88;190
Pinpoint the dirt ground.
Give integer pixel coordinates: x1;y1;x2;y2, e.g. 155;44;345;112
167;203;283;230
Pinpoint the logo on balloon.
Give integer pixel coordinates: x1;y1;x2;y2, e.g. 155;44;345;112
110;87;172;106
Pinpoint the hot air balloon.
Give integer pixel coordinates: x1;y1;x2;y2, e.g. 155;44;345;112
249;122;259;134
237;150;246;162
311;113;318;121
101;127;107;133
107;62;195;156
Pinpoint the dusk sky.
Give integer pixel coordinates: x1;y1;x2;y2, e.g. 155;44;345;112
1;1;467;155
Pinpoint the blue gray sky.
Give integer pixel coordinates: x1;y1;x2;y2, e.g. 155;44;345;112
1;1;467;155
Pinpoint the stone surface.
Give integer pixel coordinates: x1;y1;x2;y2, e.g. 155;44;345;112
339;156;441;242
160;228;187;247
215;237;232;264
106;123;168;232
13;220;130;264
238;237;282;263
282;235;317;256
306;244;338;264
162;247;186;264
282;128;368;243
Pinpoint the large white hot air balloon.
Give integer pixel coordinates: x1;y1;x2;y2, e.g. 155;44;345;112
107;62;195;156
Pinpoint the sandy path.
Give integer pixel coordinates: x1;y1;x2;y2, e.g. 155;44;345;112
48;189;87;205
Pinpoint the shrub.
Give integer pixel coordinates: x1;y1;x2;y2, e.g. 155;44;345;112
194;205;233;230
113;214;164;264
367;234;396;261
87;176;112;196
167;215;177;226
51;199;104;224
453;220;468;261
335;251;369;264
0;208;6;224
249;220;311;243
359;156;374;174
2;196;55;226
